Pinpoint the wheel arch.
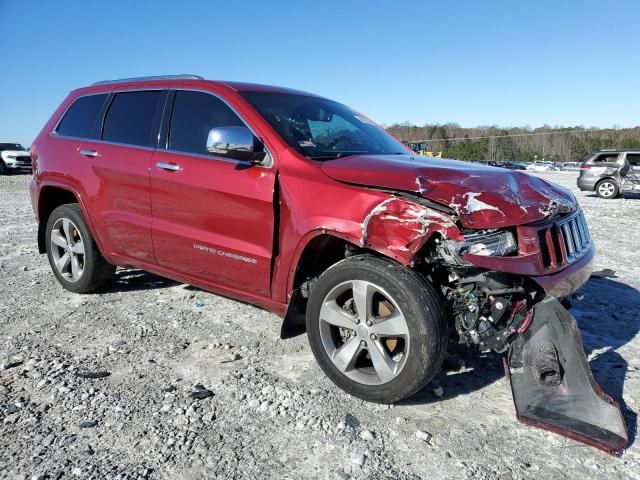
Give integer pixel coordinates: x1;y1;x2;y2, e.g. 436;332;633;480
595;177;620;197
37;184;101;255
280;230;406;339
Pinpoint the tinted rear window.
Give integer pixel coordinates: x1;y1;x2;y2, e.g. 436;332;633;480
56;94;108;139
102;91;161;147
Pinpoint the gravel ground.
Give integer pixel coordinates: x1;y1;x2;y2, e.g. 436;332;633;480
0;171;638;480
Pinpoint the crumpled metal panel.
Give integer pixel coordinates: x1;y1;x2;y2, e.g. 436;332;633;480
507;297;628;456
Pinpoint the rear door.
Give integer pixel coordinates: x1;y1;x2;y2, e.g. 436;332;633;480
150;89;276;297
623;153;640;192
74;90;165;264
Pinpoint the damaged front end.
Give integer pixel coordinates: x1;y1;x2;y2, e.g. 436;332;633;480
321;154;628;453
435;263;628;455
414;213;629;455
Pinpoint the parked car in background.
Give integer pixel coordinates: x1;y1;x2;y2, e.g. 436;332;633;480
0;143;31;174
501;162;527;170
526;161;553;172
563;162;581;171
28;75;626;454
578;149;640;198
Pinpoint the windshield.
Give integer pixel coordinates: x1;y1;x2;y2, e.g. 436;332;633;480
0;143;26;152
240;92;408;159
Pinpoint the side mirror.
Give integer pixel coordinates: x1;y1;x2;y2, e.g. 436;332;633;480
206;126;266;163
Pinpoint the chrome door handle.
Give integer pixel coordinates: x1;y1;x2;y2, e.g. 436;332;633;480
79;149;99;158
156;162;182;171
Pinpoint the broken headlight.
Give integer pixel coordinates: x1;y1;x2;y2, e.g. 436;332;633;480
440;230;517;265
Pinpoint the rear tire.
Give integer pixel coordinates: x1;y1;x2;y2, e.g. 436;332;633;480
306;255;448;404
45;204;115;293
595;179;618;199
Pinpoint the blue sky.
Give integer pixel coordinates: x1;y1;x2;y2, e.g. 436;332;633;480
1;0;639;145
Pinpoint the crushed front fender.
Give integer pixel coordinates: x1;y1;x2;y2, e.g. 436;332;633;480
506;297;628;456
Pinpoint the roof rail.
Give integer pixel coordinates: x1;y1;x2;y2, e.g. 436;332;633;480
92;74;204;86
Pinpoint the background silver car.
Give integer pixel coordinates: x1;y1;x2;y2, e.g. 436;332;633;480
577;149;640;198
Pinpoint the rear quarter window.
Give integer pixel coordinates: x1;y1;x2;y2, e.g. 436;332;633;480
592;153;619;164
56;94;109;139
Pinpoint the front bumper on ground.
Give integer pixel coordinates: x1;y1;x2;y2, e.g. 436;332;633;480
507;296;628;456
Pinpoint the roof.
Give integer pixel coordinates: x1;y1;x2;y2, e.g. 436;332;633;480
86;75;320;97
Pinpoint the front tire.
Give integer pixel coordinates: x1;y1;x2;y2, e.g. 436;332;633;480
306;255;448;404
45;204;115;293
0;161;9;175
596;179;619;199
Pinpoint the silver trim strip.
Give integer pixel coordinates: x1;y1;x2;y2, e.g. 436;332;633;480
92;74;203;86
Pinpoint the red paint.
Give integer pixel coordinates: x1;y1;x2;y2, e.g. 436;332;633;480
320;155;576;228
30;78;592;317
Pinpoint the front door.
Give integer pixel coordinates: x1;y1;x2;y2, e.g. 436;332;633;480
150;90;276;297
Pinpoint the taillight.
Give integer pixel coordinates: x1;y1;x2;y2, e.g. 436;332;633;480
579;164;591;169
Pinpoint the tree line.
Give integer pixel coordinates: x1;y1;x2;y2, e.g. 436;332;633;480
386;123;640;162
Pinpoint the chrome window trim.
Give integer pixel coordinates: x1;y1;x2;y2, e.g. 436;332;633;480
51;88;164;138
50;87;274;169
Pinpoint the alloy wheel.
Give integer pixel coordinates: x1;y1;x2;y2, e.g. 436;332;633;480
50;217;86;282
318;280;410;385
598;181;616;198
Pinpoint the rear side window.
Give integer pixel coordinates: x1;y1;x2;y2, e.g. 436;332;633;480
592;153;619;164
169;90;244;155
56;94;108;138
102;91;161;147
627;154;640;166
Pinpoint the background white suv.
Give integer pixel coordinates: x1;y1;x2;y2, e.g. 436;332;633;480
0;143;31;174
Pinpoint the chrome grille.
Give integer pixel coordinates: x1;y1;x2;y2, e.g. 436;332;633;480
537;210;591;269
559;210;590;262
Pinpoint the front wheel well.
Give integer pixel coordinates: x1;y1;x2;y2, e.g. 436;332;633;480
37;186;79;253
281;234;388;339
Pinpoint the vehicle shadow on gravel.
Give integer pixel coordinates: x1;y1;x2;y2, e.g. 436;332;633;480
397;344;505;406
104;269;180;293
399;277;639;449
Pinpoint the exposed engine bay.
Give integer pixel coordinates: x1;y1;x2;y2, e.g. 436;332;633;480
422;237;628;456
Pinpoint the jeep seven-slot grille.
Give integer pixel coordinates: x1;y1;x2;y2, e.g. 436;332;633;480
537;210;590;269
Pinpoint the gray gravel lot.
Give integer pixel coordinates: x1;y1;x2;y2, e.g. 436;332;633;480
0;171;639;479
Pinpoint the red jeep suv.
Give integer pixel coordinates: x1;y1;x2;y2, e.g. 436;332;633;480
29;75;626;454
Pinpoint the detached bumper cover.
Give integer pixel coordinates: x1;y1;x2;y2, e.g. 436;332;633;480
507;297;628;456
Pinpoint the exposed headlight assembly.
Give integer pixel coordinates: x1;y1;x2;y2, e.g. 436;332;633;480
440;230;517;266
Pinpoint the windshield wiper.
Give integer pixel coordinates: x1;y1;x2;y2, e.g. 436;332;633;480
309;153;356;160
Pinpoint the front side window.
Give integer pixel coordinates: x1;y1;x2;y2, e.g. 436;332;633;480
102;91;161;147
240;92;407;159
169;90;244;155
56;94;108;139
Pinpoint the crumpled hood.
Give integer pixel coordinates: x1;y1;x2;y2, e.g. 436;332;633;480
320;154;577;228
